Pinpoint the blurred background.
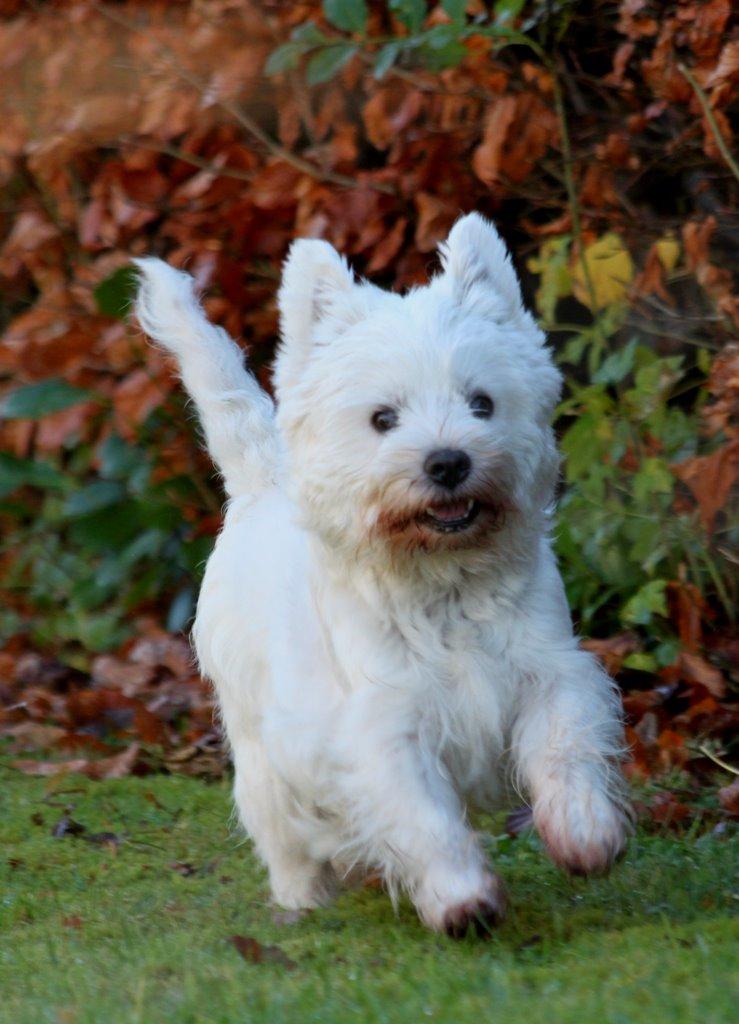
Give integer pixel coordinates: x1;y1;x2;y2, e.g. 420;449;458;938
0;1;737;819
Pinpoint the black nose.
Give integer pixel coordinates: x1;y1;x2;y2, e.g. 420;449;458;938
424;448;472;490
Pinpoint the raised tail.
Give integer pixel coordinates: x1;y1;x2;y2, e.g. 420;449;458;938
133;258;277;500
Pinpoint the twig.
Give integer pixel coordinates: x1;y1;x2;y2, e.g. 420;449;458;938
171;61;396;194
548;59;599;317
118;138;255;183
698;745;739;777
679;63;739;184
357;51;491;99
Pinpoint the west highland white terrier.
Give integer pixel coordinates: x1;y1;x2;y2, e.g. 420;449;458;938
134;213;631;936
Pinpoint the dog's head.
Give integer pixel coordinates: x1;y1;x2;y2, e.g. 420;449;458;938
273;213;561;559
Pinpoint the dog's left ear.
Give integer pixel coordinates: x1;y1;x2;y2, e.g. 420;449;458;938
275;238;369;394
438;213;524;322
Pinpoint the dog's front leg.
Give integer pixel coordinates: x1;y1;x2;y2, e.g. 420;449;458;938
336;689;506;936
512;646;632;875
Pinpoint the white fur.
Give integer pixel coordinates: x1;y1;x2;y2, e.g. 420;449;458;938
134;214;631;935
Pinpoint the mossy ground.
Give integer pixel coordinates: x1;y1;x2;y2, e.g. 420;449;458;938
1;768;737;1024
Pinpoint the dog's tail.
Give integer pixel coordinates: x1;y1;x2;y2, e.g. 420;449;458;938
133;258;277;500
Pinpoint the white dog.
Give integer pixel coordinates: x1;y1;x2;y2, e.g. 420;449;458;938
134;214;631;936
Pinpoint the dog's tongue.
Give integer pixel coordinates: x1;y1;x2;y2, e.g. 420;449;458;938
427;500;470;522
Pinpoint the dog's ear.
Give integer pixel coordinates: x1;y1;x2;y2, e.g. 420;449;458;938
438;213;524;322
275;238;365;394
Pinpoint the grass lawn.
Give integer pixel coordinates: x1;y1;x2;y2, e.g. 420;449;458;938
1;768;737;1024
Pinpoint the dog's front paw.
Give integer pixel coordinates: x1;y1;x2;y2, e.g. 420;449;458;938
535;788;631;876
416;867;507;937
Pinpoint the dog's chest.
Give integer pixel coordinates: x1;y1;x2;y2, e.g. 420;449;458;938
404;597;516;798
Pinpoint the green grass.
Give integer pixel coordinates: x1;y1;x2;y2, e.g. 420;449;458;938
1;768;737;1024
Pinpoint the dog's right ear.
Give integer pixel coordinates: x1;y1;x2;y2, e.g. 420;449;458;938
275;238;364;394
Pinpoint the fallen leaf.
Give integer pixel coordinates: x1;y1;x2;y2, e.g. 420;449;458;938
582;633;639;675
228;935;297;970
170;861;198;876
52;814;86;838
471;96;517;187
679;651;726;698
673;441;739;533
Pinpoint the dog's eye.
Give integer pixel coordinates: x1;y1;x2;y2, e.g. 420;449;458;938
469;392;494;419
371;407;399;433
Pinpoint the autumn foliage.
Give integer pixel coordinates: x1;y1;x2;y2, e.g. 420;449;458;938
0;1;736;816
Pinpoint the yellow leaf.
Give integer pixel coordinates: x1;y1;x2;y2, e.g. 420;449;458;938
572;233;634;311
655;235;680;273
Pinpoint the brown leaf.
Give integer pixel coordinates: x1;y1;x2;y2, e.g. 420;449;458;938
673;441;739;533
85;742;141;780
113;370;172;439
90;655;154;696
414;193;458;253
648;791;691;827
15;758;90;778
3;721;66;752
228;935;297;970
128;633;193;677
667;581;706;652
362;88;424;151
471;96;517;187
366;217;407;274
705;40;739;88
679;652;726;698
703;343;739;439
15;742;141;780
582;632;639;675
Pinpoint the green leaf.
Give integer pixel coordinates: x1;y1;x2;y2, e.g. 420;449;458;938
292;22;328;45
621;579;668;626
323;0;368;33
67;500;145;552
306;43;358;84
418;26;467;69
63;480;127;518
528;236;572;326
0;453;65;498
75;610;130;653
94;265;139;319
98;434;143;481
390;0;427;32
373;41;401;78
441;0;467;23
560;412;612;481
1;378;93;419
622;652;658;673
265;42;305;75
592;337;638;385
632;457;674;505
654;639;681;667
494;0;526;24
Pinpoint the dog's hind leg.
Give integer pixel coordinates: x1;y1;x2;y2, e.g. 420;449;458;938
133;258;277;501
233;742;337;910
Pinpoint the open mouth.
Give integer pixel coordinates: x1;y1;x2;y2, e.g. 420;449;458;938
421;498;481;534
